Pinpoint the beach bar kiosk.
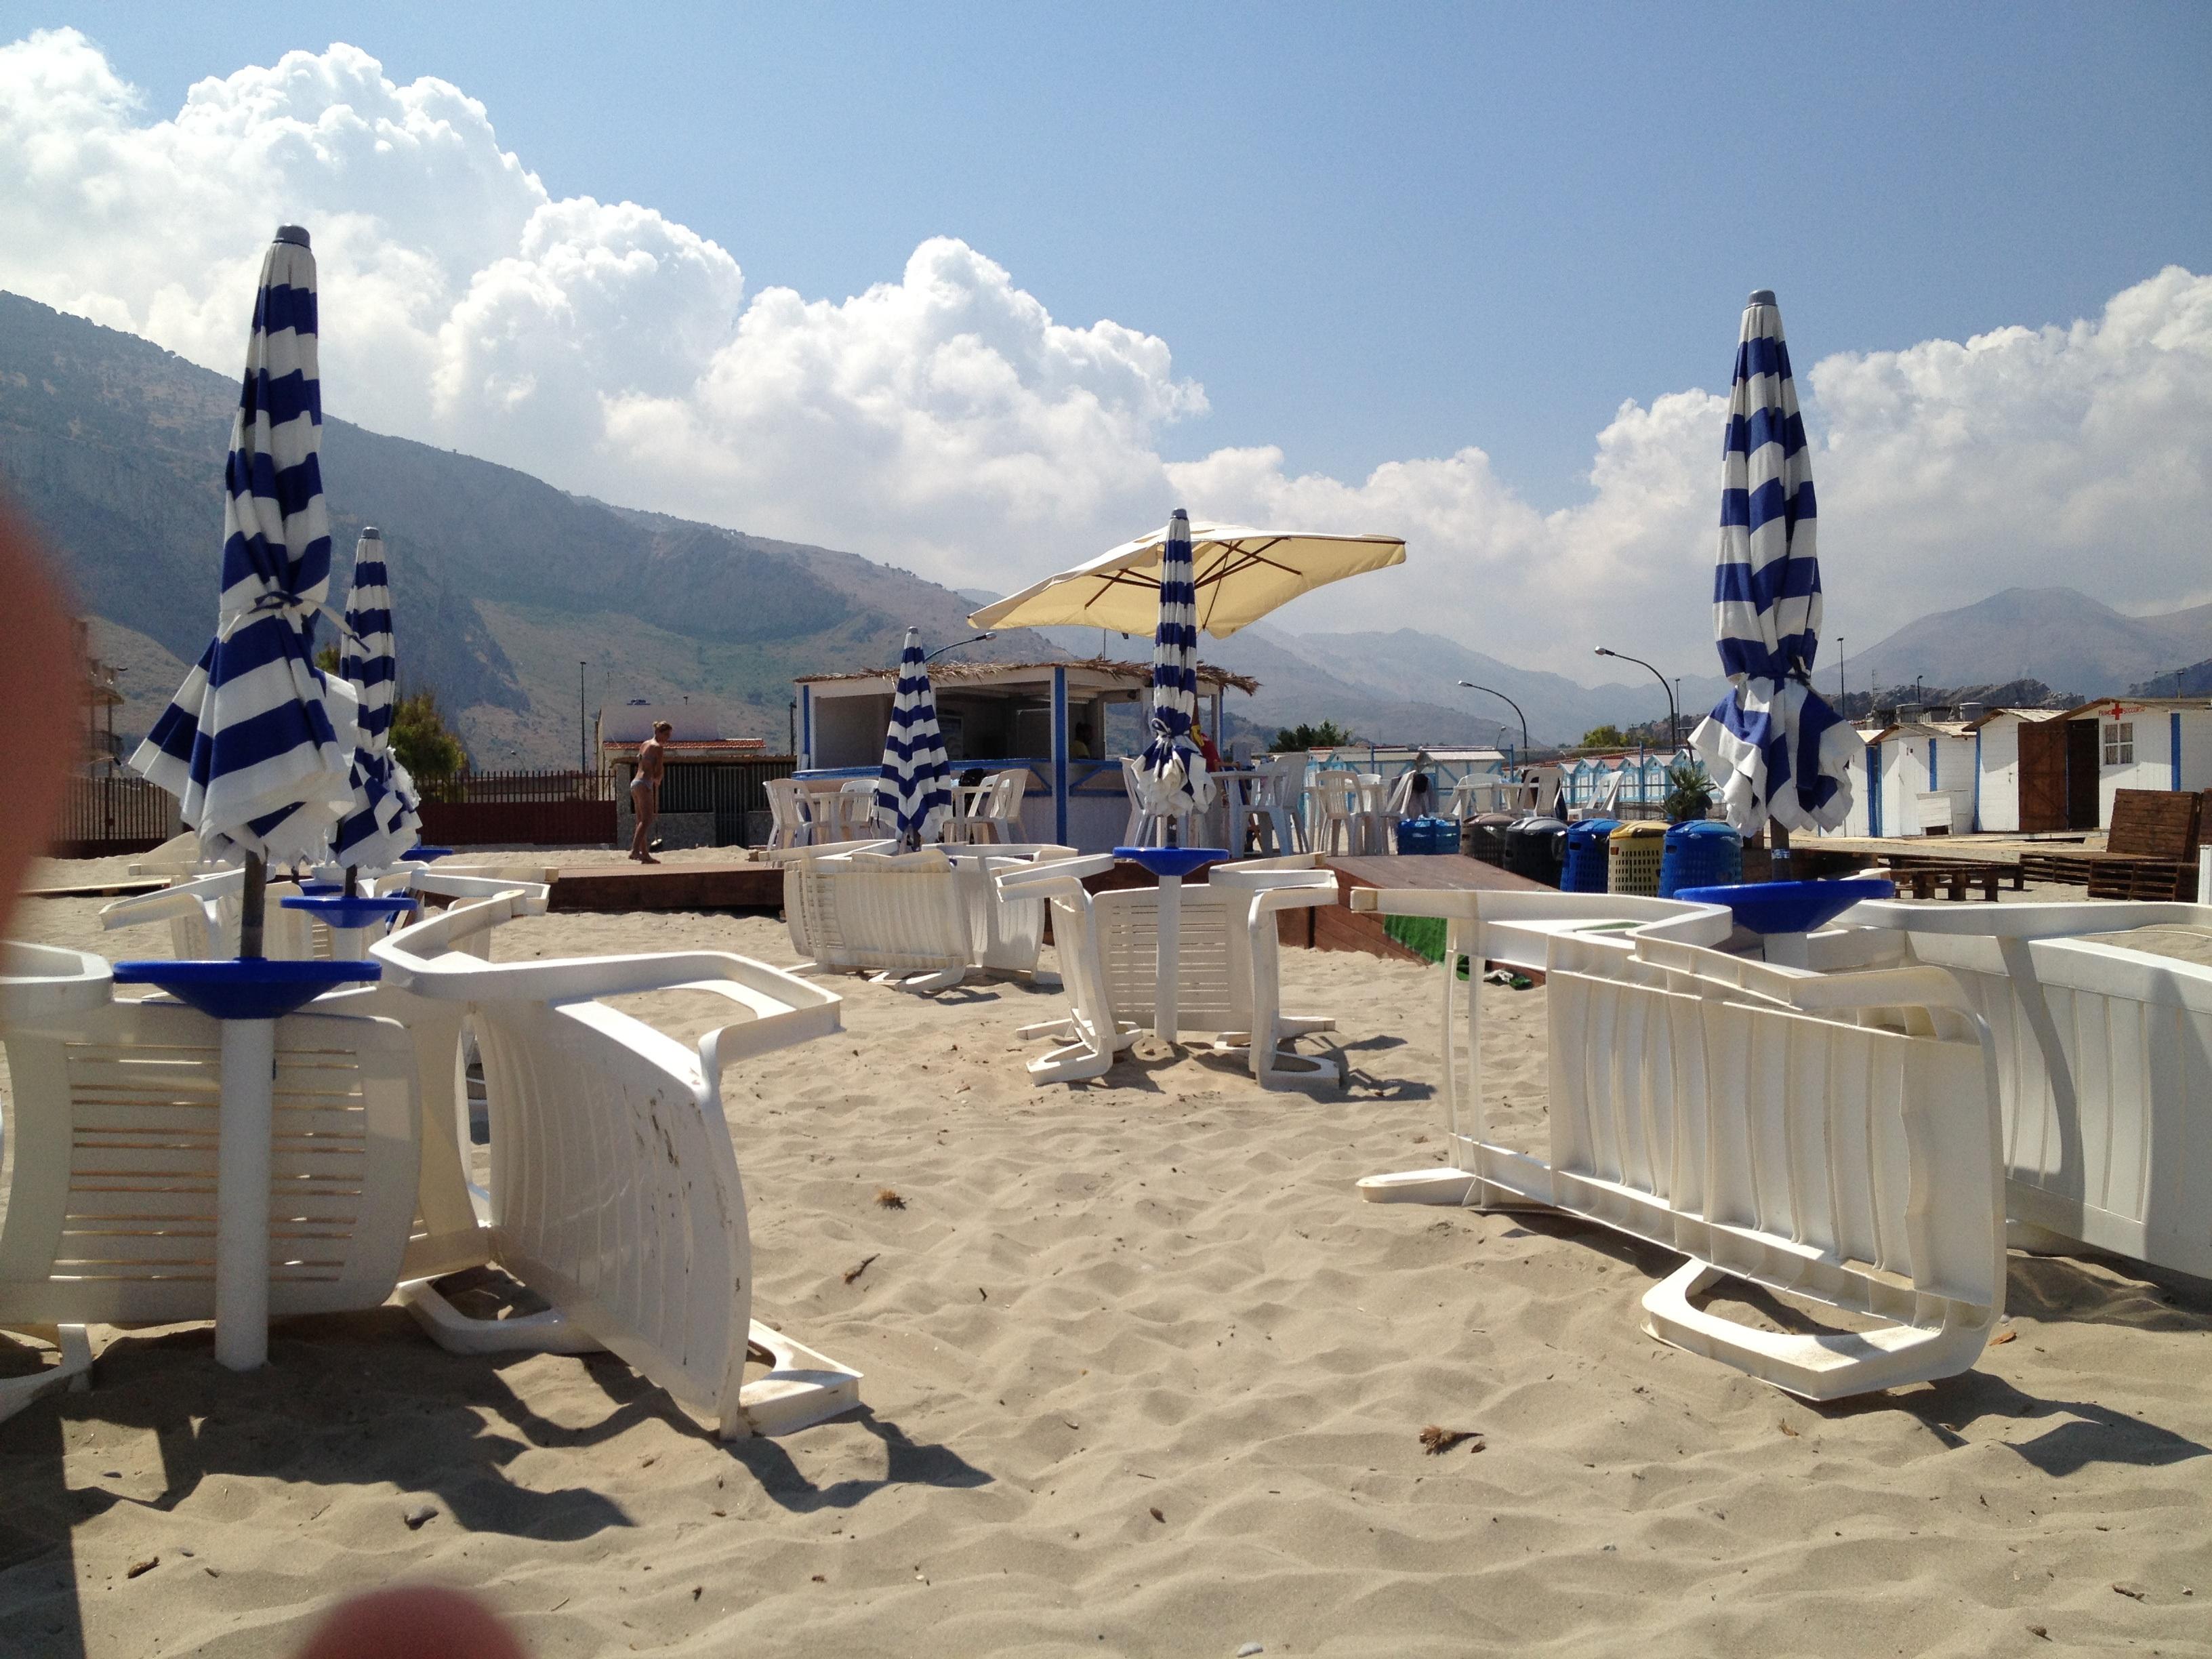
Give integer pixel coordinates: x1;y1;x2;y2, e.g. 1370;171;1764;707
794;657;1257;853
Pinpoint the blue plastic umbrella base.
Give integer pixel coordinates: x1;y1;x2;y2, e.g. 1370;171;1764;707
111;958;381;1021
1673;878;1896;937
1114;846;1228;880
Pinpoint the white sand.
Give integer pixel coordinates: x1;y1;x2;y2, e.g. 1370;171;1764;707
2;875;2209;1656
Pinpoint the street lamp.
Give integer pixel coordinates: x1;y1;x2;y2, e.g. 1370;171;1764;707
925;632;995;663
1456;681;1529;763
1594;647;1679;750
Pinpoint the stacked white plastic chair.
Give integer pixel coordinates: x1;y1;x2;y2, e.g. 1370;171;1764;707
1351;887;2009;1400
775;842;976;991
0;941;422;1424
369;896;860;1438
995;853;1345;1086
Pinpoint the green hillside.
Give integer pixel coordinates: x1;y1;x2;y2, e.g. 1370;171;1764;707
0;291;1060;765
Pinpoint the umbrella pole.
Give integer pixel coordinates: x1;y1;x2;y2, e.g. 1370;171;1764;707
1769;823;1791;877
343;863;359;897
238;851;267;958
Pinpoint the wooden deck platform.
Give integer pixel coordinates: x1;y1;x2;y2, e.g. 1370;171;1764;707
549;859;783;912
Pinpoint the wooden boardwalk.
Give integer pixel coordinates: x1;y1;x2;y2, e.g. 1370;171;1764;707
1305;854;1546;962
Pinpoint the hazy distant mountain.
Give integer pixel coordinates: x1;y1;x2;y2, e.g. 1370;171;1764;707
1847;588;2212;703
0;291;1061;764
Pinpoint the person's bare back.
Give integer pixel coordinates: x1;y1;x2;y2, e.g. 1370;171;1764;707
629;720;672;861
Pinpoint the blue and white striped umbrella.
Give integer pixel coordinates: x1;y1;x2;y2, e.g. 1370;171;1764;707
876;628;954;845
1690;290;1856;836
1133;508;1216;827
131;226;352;863
329;527;423;869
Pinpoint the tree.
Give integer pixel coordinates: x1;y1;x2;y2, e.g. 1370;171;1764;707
1662;762;1714;823
314;643;341;674
1273;720;1355;752
1579;724;1629;749
390;688;467;784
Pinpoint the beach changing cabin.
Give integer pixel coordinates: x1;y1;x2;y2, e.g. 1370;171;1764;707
794;658;1257;853
2057;697;2212;829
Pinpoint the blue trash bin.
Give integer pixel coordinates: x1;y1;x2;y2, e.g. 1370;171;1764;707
1658;821;1744;897
1561;819;1621;893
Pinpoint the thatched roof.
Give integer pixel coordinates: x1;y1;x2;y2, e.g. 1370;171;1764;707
796;657;1260;696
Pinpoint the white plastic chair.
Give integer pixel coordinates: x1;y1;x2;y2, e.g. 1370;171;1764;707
995;853;1345;1087
773;842;975;991
1309;769;1364;856
1350;888;2007;1400
0;942;422;1425
966;769;1029;845
370;899;859;1439
764;777;810;849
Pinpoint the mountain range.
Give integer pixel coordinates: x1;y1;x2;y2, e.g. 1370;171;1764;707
4;289;2205;763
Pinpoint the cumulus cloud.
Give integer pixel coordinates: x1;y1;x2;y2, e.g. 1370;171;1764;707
3;27;2208;674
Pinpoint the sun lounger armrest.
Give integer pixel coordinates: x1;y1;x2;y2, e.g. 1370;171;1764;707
0;942;115;1022
1236;876;1340;914
994;853;1118;896
1841;898;2211;939
98;875;234;932
1208;867;1334;895
398;869;552;912
1348;886;1481;920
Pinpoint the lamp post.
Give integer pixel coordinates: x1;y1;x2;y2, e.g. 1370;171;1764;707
1456;681;1529;767
577;660;587;772
1594;647;1679;750
924;632;995;663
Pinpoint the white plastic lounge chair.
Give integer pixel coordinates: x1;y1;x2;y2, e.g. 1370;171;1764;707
943;844;1079;976
1828;898;2212;1279
99;869;319;960
774;842;975;991
0;941;422;1424
994;853;1345;1086
369;899;859;1438
1350;888;2008;1401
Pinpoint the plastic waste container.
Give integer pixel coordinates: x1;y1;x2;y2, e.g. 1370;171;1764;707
1462;813;1514;866
1561;819;1621;893
1607;821;1668;897
1658;821;1743;897
1504;817;1568;887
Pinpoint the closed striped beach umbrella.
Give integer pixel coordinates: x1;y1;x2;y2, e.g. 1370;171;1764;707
131;226;352;863
876;628;954;846
1690;290;1856;838
1133;509;1215;834
329;527;423;869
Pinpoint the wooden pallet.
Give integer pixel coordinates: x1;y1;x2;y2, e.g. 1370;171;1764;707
2107;789;2201;861
2085;860;2198;902
1881;862;2004;902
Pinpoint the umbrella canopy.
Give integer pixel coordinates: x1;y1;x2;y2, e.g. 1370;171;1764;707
875;629;954;846
1689;289;1856;837
131;226;352;863
330;526;423;869
1132;510;1216;827
967;523;1405;640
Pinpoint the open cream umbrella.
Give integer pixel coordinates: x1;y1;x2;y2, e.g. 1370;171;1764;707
967;523;1406;640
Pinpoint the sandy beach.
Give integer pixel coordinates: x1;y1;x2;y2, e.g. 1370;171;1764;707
3;865;2209;1658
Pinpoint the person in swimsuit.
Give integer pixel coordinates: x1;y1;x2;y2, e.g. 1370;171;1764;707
629;720;671;863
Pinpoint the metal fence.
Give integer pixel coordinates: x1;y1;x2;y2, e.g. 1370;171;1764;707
49;773;178;857
415;769;613;805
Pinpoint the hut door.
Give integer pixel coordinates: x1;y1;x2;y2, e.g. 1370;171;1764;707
2065;720;2102;830
2017;720;2068;832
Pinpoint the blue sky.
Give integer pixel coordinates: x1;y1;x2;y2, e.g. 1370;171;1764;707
15;1;2209;511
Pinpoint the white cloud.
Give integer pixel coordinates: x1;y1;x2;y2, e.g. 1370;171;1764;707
3;28;2208;677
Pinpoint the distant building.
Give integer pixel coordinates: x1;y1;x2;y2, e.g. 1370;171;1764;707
1960;707;2070;834
594;697;779;851
2060;697;2212;827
